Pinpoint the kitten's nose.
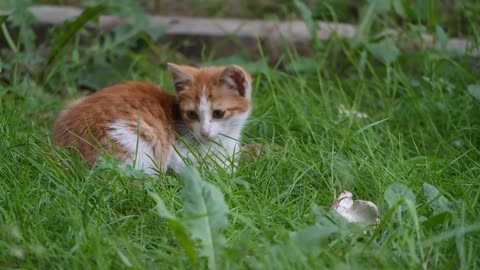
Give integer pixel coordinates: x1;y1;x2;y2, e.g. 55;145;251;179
200;129;210;137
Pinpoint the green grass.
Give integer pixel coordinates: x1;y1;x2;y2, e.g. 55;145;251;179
1;1;480;269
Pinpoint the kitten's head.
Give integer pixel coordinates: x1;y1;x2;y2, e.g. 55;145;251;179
168;63;252;141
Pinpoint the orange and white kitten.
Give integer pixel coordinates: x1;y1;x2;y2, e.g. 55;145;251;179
53;64;252;175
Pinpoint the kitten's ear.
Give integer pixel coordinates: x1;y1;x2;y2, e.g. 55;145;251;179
219;65;252;98
167;63;193;92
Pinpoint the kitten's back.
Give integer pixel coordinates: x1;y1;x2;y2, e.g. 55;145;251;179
53;81;179;172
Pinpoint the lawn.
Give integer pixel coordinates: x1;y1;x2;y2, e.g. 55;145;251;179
1;1;480;269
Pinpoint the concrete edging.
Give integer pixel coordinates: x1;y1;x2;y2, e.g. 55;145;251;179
2;5;479;58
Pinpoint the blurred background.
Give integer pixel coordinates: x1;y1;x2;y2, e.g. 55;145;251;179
31;0;480;37
0;0;478;95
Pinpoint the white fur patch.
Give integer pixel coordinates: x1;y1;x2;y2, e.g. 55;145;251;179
199;85;211;132
108;121;157;175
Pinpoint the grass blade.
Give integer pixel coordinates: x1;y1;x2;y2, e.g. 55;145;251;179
354;118;389;136
0;14;8;25
44;5;107;76
0;14;18;54
294;0;322;51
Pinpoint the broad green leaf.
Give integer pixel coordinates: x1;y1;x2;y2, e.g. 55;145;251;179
314;207;347;226
423;183;451;214
384;182;416;211
180;167;229;270
368;0;392;14
149;191;175;219
142;24;165;42
467;84;480;101
392;0;406;17
289;224;337;257
435;25;448;52
366;39;400;64
78;55;132;90
421;212;452;229
149;192;198;264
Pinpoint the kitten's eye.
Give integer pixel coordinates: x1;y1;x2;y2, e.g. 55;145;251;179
212;110;226;119
186;110;198;120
